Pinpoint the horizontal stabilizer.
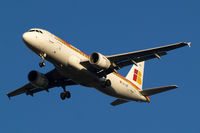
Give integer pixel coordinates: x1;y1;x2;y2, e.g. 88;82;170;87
140;85;178;96
111;99;129;106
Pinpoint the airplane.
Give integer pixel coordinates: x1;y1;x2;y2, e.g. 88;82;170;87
7;28;190;106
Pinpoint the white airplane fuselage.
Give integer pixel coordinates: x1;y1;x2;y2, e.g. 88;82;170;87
22;29;149;102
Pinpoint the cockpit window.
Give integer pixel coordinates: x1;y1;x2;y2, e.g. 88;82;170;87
29;29;43;34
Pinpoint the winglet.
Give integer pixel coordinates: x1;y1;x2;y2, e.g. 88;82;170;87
7;94;11;100
187;42;191;47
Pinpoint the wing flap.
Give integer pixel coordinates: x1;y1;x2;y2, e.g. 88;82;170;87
117;52;167;69
140;85;178;96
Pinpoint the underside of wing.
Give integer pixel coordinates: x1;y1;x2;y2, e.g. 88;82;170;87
80;42;190;77
7;83;34;98
7;69;77;98
116;52;167;69
106;42;190;70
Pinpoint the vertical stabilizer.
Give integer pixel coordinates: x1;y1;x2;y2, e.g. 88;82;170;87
126;61;145;90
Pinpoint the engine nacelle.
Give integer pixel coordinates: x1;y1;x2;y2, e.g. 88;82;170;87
28;70;49;88
89;52;111;69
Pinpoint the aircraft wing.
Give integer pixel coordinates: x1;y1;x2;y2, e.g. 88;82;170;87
81;42;190;77
106;42;190;69
7;83;34;98
7;69;77;98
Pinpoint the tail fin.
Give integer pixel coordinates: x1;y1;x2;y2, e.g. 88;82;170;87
126;61;145;90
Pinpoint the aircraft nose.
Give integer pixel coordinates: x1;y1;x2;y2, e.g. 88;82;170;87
22;32;31;43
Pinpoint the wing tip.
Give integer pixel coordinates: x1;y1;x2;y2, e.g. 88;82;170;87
175;85;178;88
7;94;11;100
181;42;191;47
171;85;178;89
187;42;191;47
110;103;116;106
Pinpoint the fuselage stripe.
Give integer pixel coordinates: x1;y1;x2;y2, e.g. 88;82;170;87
56;36;89;58
113;72;141;91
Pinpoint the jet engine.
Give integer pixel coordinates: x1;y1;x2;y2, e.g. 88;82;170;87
89;52;111;69
28;70;49;88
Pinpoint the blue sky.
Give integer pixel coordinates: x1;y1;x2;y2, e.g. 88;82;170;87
0;0;199;133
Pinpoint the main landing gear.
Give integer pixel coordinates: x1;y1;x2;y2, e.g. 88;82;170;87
39;53;46;67
103;79;111;88
60;85;71;100
60;91;71;100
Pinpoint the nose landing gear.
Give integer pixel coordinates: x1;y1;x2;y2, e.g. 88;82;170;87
39;62;46;67
39;53;46;67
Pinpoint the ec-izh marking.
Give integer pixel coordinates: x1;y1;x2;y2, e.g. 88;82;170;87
7;28;190;106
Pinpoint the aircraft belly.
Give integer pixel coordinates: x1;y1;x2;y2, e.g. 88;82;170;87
31;38;146;102
56;65;99;87
101;74;147;102
57;66;146;102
